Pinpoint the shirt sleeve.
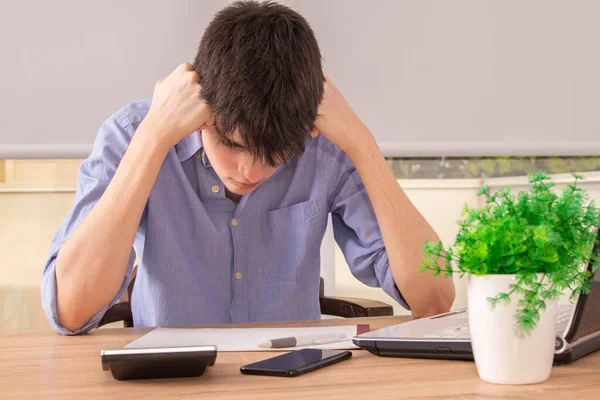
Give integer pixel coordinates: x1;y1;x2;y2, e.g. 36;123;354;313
40;111;139;335
328;146;410;310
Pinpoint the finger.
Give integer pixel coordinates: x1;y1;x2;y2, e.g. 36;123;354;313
187;70;200;84
154;78;165;90
177;62;194;72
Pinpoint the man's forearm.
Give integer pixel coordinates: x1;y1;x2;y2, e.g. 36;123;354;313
312;76;454;316
343;129;455;317
55;120;171;332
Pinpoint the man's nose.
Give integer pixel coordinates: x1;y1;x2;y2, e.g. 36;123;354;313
238;162;265;184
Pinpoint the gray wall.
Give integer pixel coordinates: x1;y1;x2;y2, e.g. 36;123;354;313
0;0;228;158
2;0;599;158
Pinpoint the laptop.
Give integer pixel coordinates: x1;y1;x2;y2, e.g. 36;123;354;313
353;242;600;365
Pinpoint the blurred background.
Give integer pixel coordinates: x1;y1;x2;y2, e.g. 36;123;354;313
2;0;599;332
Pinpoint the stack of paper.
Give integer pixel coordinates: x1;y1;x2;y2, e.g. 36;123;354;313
126;325;364;352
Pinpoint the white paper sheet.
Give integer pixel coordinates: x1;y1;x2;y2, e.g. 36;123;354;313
125;325;360;352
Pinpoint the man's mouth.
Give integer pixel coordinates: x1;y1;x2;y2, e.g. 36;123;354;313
232;179;260;190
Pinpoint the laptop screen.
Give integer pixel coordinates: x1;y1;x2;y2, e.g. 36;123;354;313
564;234;600;343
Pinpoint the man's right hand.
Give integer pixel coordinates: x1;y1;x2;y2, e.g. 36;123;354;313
54;62;211;333
144;62;211;149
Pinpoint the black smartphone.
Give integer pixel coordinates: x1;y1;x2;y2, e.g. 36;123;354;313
101;345;217;380
240;348;352;377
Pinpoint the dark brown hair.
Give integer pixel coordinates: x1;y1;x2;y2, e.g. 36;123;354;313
194;0;324;166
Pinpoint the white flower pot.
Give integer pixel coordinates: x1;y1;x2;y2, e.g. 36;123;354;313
467;274;557;385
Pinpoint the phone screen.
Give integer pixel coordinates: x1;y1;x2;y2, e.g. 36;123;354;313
240;349;352;377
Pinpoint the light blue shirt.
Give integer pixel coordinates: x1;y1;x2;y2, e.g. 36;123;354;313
41;99;408;335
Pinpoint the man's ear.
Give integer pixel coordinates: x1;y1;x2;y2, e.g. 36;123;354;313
310;127;319;137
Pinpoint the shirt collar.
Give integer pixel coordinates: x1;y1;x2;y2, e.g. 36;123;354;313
174;131;211;168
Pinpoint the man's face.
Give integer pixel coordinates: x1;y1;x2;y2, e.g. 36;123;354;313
201;125;279;196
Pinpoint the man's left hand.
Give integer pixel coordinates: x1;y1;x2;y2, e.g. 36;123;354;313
314;75;373;154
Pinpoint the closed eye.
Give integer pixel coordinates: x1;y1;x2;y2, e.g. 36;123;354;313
213;124;247;150
220;139;246;150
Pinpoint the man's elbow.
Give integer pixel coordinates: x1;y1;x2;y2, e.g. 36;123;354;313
409;281;456;319
58;316;88;334
55;289;96;334
56;305;90;334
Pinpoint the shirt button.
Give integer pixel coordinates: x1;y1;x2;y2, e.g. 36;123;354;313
196;153;202;160
211;185;220;193
234;272;243;280
231;218;239;227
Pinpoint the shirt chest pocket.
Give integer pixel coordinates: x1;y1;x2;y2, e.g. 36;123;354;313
262;199;327;282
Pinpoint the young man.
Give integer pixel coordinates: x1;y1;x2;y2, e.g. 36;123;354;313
41;1;455;335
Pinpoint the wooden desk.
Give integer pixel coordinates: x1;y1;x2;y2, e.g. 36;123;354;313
1;316;599;399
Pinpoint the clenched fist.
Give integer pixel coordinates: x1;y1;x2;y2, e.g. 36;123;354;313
144;63;212;148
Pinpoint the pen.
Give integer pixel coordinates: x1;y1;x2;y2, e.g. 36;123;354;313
258;332;347;349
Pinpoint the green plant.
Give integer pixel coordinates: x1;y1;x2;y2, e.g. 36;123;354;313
420;172;600;332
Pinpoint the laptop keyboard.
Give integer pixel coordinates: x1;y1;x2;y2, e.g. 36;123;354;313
425;306;573;339
425;323;469;338
557;308;573;323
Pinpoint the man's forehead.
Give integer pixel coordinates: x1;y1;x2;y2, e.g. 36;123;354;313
213;122;244;145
